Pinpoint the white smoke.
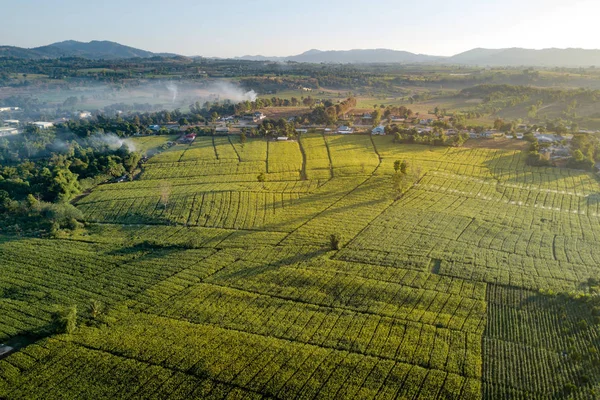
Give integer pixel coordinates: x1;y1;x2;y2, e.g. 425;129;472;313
202;81;257;103
166;82;178;103
90;132;137;152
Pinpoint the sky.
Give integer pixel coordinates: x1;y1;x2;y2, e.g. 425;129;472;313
2;0;599;57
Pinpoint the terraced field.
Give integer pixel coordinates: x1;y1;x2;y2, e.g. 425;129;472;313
1;134;600;399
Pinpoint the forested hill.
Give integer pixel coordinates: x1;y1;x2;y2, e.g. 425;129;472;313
0;40;177;60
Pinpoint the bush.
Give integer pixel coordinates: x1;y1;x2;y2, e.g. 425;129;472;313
330;234;341;250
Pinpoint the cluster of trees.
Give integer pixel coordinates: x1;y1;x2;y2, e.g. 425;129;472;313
256;119;296;137
390;127;469;147
0;126;142;235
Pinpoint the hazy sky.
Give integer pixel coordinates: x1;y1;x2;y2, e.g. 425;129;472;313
2;0;598;57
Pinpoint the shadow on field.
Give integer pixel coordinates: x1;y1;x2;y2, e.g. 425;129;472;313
212;248;329;282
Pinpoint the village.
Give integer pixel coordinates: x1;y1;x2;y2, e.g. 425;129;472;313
0;105;591;171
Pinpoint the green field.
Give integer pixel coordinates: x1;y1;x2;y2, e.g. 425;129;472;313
1;134;600;399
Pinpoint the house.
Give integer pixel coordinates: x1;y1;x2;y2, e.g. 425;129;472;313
0;127;19;137
371;125;386;135
77;111;92;119
32;122;54;129
53;117;69;124
0;107;20;112
149;125;160;131
295;129;308;134
215;126;229;133
324;128;332;133
277;137;289;141
391;116;405;122
362;113;372;120
165;124;180;131
3;120;19;126
337;126;354;134
182;133;196;143
253;112;266;122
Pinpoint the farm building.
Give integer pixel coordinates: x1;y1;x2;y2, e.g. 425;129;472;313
277;137;289;141
371;126;386;135
3;120;19;126
295;129;308;134
32;122;54;129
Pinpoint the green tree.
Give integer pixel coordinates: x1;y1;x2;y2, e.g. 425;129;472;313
52;305;77;334
330;233;341;250
257;172;266;183
124;152;142;175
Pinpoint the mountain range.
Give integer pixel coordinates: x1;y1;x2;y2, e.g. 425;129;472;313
3;41;600;67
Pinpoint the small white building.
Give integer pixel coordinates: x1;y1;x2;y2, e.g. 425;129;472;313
0;107;20;112
295;129;308;134
77;111;92;119
337;126;354;134
0;127;19;137
3;120;19;126
277;137;289;141
253;112;266;122
32;122;54;129
371;125;386;135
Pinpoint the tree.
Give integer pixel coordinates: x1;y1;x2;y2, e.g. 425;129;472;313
400;160;408;175
49;167;81;202
372;109;382;127
330;233;341;250
257;172;266;183
89;300;103;319
394;160;401;173
52;305;77;334
240;132;247;144
124;152;142;175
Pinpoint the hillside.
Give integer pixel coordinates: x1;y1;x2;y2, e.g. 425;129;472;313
449;47;600;67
